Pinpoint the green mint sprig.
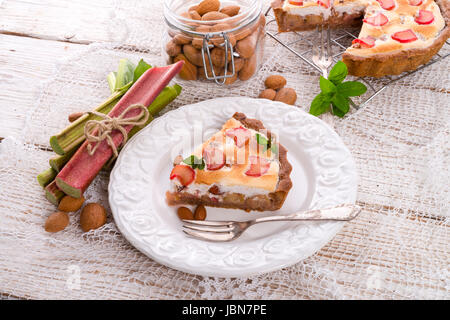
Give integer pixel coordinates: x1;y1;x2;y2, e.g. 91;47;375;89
256;133;278;154
183;155;205;170
309;61;367;118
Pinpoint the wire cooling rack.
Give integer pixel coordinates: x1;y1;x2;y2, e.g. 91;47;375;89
264;8;450;109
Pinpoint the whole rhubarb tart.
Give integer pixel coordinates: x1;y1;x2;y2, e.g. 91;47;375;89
166;112;293;212
271;0;450;77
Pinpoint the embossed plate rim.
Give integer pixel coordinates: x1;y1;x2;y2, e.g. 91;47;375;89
109;97;357;277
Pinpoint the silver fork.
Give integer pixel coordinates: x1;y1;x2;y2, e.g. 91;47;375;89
311;23;336;116
182;204;361;242
311;24;332;78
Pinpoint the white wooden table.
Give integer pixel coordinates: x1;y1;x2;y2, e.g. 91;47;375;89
0;0;448;300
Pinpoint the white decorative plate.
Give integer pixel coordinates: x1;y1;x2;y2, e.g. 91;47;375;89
109;97;357;277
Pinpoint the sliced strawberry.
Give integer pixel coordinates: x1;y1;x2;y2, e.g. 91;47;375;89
352;36;376;48
288;0;303;5
317;0;330;8
170;165;195;186
363;13;389;26
409;0;422;5
415;10;434;25
203;147;225;171
245;156;271;177
391;29;418;43
225;127;251;148
376;0;395;10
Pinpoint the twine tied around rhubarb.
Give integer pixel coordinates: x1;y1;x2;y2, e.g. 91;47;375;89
84;104;150;158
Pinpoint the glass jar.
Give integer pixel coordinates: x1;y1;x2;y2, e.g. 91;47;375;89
163;0;265;85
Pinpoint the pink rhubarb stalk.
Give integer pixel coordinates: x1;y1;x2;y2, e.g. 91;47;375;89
56;61;184;198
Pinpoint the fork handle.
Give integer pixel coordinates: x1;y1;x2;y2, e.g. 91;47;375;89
251;204;361;225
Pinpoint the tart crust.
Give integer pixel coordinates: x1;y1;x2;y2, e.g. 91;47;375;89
271;0;364;32
271;0;450;77
166;112;293;212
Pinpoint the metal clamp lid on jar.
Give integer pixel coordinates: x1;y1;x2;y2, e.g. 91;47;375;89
164;1;262;85
201;31;235;85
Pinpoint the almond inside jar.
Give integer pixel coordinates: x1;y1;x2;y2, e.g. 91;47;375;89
163;0;266;85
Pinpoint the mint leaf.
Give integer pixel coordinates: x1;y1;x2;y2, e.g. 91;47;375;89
256;133;268;146
331;106;346;118
256;133;269;151
270;143;278;155
197;160;205;170
183;155;205;170
256;133;278;153
337;81;367;97
331;93;349;113
328;61;348;85
133;59;152;82
309;93;331;116
319;76;337;96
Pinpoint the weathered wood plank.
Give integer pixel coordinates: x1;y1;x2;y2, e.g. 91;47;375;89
0;34;84;138
0;0;114;44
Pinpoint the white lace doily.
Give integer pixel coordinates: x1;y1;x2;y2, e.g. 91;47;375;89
0;0;448;299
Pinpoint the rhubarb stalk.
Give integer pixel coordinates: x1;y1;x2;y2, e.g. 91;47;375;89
50;59;150;156
50;91;124;155
38;83;182;187
45;181;65;205
56;62;184;198
37;168;57;187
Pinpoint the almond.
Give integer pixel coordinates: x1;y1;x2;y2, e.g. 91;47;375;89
238;54;257;81
274;87;297;105
219;69;238;85
259;89;277;100
265;75;287;90
197;0;220;16
173;33;192;45
68;112;84;123
192;26;212;49
192;38;204;49
194;205;207;221
228;57;244;72
173;155;183;166
58;195;85;212
166;40;182;57
210;47;231;67
183;44;203;67
80;203;107;232
236;31;258;58
177;207;194;220
189;5;199;12
198;64;222;79
210;24;237;47
220;5;240;17
179;11;191;19
174;54;198;80
168;29;178;38
45;211;69;233
233;27;252;41
189;10;202;20
259;13;266;29
202;11;229;21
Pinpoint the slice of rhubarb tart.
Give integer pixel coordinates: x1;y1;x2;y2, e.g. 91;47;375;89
166;112;293;212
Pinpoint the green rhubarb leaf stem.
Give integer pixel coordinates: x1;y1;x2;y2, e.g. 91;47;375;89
37;168;57;188
49;144;80;172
